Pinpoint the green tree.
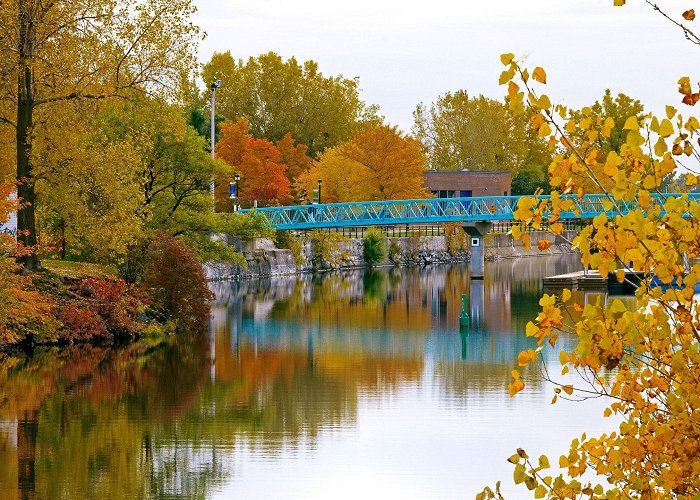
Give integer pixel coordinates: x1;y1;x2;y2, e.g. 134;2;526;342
412;91;551;174
511;165;550;196
201;51;380;156
570;89;645;154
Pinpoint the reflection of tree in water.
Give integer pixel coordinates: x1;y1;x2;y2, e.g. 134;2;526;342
0;334;225;500
207;316;424;453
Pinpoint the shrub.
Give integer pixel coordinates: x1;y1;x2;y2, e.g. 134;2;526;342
59;277;145;342
117;239;149;284
59;304;109;342
444;222;469;255
309;230;349;269
363;228;387;267
143;233;213;331
388;240;403;264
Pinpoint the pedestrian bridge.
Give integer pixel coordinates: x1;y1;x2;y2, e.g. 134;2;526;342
240;193;698;231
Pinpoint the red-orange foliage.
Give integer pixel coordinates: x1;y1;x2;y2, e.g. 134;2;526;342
215;118;292;208
143;233;213;331
276;133;315;188
1;182;55;345
59;278;145;341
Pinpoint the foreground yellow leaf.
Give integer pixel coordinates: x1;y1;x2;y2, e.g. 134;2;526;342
532;67;547;84
500;53;515;65
623;116;639;130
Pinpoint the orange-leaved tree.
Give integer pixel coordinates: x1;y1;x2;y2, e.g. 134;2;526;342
215;118;292;209
297;123;430;203
478;14;700;498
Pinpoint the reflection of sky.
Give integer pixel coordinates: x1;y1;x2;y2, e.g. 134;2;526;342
210;256;620;499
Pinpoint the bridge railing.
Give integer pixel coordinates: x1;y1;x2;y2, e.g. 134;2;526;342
236;193;700;231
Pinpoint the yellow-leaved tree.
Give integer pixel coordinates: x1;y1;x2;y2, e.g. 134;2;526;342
479;6;700;499
297;123;430;202
0;0;200;269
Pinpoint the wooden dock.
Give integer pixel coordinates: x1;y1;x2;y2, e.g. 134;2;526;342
543;270;643;293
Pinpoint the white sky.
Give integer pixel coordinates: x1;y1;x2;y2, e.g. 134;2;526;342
192;0;697;133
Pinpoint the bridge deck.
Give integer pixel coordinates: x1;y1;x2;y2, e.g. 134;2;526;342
237;193;699;231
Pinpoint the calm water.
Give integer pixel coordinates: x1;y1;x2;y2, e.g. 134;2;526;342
0;257;623;499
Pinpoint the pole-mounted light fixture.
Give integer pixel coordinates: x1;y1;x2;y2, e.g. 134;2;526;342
210;80;223;208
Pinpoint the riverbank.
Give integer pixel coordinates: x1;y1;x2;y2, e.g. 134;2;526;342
0;235;213;351
205;230;579;280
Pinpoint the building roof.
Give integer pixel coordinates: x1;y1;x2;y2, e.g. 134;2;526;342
424;169;512;175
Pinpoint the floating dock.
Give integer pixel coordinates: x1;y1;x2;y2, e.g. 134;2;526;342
543;270;643;293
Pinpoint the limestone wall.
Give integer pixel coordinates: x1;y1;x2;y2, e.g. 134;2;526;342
204;230;578;281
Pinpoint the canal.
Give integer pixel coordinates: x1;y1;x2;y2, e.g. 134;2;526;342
0;256;620;499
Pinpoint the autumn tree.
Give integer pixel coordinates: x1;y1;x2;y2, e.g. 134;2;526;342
276;133;315;188
0;0;201;269
297;124;430;203
412;91;551;176
33;101;144;261
201;51;380;156
478;31;700;499
215;118;292;208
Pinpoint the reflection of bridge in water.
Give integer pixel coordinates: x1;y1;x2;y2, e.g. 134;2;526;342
209;258;588;370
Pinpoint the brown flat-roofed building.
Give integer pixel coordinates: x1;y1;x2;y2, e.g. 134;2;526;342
423;170;512;198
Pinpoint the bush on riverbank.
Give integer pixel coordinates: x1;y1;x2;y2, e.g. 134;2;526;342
363;228;386;266
444;222;469;255
309;230;350;269
143;233;213;331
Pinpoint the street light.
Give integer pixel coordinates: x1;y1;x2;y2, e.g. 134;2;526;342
210;79;222;206
317;179;322;204
234;173;240;211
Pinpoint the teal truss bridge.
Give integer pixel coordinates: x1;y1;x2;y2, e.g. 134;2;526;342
240;193;699;231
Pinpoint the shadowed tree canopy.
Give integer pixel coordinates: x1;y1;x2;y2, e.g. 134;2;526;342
0;0;201;269
201;51;380;157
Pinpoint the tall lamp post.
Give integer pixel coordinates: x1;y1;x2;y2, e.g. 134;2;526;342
210;79;222;206
234;173;240;211
317;179;322;204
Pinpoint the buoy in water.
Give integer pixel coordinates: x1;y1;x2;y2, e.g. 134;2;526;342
459;293;470;329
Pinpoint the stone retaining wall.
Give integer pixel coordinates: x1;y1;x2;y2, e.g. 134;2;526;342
204;230;578;281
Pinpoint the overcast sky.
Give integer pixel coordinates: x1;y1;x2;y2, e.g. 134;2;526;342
192;0;696;133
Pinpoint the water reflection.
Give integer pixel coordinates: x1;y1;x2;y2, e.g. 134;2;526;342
0;255;618;499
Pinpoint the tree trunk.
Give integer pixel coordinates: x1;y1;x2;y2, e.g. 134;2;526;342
16;1;40;270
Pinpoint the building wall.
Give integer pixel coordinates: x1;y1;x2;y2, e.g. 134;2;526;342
423;170;512;197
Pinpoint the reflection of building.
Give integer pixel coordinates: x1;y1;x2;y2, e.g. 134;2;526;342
424;170;512;198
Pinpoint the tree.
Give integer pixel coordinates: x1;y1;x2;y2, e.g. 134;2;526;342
33;101;144;261
0;0;200;269
201;51;380;156
510;165;549;196
297;124;430;203
479;45;700;498
215;118;292;208
275;133;315;188
412;90;551;174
